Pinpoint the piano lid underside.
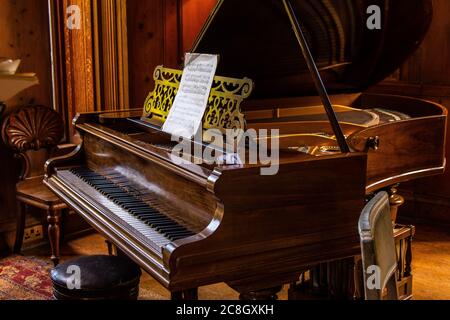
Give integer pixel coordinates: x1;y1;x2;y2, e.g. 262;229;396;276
192;0;433;98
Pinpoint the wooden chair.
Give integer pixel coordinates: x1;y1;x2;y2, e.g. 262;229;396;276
1;105;68;266
359;191;399;300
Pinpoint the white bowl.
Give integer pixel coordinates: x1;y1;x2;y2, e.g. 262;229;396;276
0;59;21;75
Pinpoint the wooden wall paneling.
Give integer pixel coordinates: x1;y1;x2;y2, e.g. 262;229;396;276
95;0;130;110
127;0;174;108
165;0;183;68
371;0;450;225
60;0;96;139
0;0;53;108
126;0;217;108
49;0;70;139
0;1;52;236
181;0;217;53
398;1;450;85
412;0;450;85
51;0;132;139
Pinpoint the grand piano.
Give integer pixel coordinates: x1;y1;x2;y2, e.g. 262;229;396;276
44;0;446;299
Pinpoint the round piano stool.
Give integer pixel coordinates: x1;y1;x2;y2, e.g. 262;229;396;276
50;255;141;300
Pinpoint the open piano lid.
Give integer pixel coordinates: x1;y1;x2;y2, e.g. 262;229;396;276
192;0;433;99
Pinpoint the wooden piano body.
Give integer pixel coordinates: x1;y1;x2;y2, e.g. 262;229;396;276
44;0;446;297
246;92;447;194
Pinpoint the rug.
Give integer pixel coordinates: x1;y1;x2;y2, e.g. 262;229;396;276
0;254;238;300
0;255;53;300
0;254;169;300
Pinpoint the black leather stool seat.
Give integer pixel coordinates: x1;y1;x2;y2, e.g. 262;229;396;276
50;255;142;300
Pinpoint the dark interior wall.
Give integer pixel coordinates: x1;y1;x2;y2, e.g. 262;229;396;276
127;0;168;108
126;0;216;108
0;0;52;230
181;0;217;53
371;0;450;225
0;0;52;109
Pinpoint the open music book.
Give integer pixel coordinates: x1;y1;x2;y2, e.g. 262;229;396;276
162;53;218;139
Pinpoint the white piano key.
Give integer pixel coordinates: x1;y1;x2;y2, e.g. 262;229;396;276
58;170;173;251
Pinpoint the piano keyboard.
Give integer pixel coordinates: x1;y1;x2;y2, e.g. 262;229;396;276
57;167;195;251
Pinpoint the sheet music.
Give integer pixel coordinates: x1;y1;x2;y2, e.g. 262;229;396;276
162;53;218;139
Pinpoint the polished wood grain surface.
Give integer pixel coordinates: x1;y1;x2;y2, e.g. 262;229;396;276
45;114;368;293
43;90;445;294
246;92;447;193
126;0;217;108
45;104;446;296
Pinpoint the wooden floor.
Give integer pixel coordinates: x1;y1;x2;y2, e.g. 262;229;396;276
33;222;450;300
409;223;450;300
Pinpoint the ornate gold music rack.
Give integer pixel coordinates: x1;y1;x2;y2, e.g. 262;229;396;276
142;66;254;134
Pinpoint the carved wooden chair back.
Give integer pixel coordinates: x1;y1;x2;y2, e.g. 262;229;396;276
1;105;64;180
359;191;399;300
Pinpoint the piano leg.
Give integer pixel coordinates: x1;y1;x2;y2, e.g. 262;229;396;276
237;286;282;301
228;281;283;300
288;258;357;300
386;184;405;224
171;288;199;300
13;202;26;254
47;209;61;266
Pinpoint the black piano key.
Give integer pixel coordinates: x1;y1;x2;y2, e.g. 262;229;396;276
158;226;189;234
114;199;139;205
102;188;123;192
111;194;136;199
111;195;137;201
168;232;195;240
115;201;140;207
168;230;194;238
155;222;185;230
156;222;187;230
143;219;174;227
170;234;194;241
123;204;152;210
100;188;125;193
71;167;194;241
130;209;160;215
144;219;175;227
150;223;183;232
134;213;160;219
121;201;149;210
132;214;160;221
144;222;170;229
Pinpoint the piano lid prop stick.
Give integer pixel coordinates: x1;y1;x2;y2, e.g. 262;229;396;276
282;0;350;153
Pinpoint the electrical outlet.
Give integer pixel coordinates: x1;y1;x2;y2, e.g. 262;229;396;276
23;225;44;243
